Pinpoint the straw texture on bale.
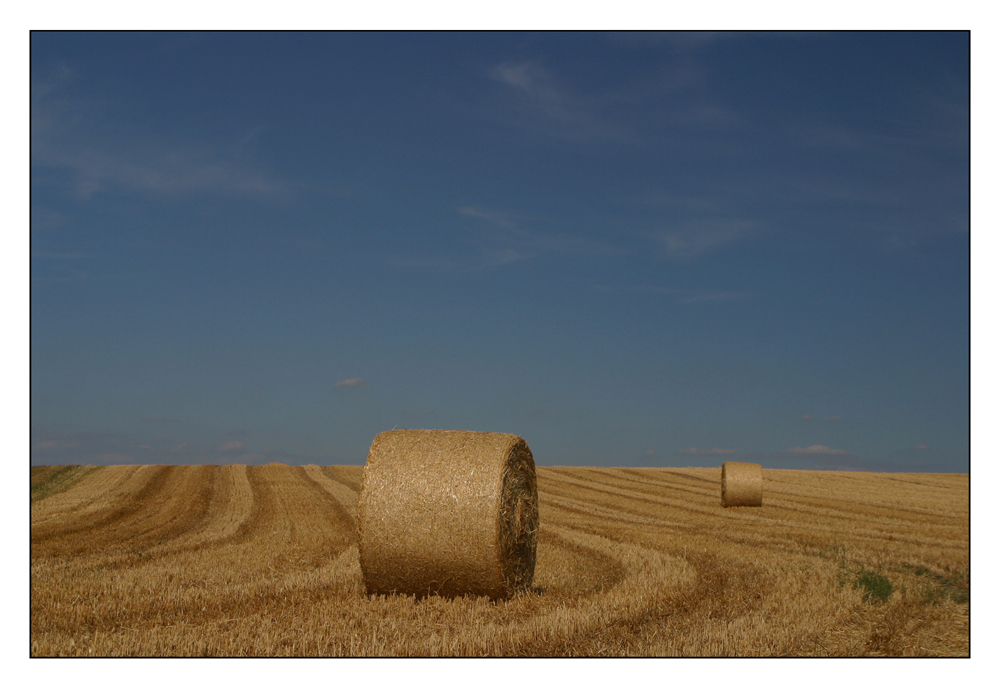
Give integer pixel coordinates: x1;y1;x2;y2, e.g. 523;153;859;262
357;429;539;600
720;461;763;507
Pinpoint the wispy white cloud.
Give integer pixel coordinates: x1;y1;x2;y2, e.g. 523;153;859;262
675;447;739;456
488;54;739;147
801;415;844;422
775;105;969;250
455;205;627;267
33;440;81;450
457;206;516;226
216;441;246;453
456;206;534;265
334;378;367;388
32;66;290;202
32;429;149;464
482;248;529;265
654;219;753;258
490;61;637;144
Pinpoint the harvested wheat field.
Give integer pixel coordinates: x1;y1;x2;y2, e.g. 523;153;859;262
30;464;968;657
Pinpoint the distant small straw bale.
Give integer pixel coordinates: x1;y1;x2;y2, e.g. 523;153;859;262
720;461;763;507
357;429;539;600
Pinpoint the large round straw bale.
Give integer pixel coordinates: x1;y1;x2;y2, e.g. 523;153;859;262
358;429;539;600
720;461;763;507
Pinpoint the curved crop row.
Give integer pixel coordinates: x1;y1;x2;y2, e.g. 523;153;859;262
31;464;968;656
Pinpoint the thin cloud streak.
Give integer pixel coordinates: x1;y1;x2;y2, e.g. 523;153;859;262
654;219;754;258
456;205;628;266
487;55;740;148
457;206;519;230
32;68;291;202
33;440;81;450
459;205;627;255
334;378;367;388
490;61;637;144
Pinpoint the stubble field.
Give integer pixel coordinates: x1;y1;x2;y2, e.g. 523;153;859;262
30;463;968;656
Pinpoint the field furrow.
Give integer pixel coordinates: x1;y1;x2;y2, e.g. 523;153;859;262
31;465;134;526
541;467;966;557
145;465;255;554
32;465;197;553
304;465;359;517
31;463;969;657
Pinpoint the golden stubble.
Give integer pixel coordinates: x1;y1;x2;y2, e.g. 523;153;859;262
30;464;968;656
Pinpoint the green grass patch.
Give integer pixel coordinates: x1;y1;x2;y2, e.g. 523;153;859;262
923;570;969;605
901;563;931;577
854;569;894;604
30;465;98;502
899;564;969;605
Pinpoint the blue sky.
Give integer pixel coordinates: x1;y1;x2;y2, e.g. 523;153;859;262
30;31;969;471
